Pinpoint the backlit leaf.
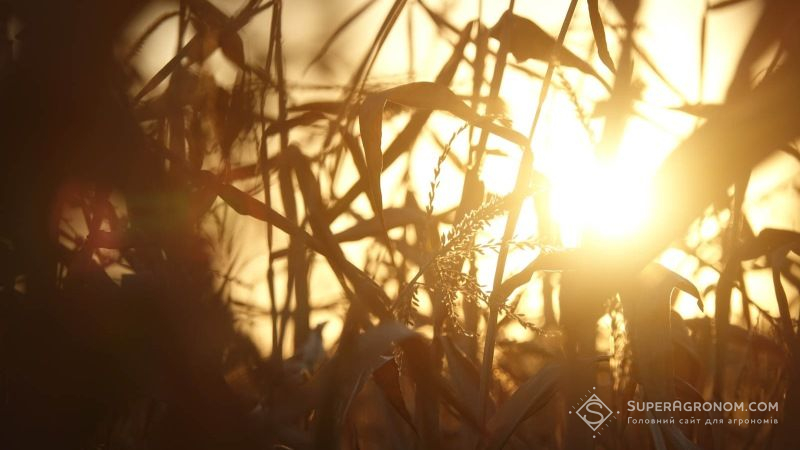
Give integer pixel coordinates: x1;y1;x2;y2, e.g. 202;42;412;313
650;264;704;312
587;0;616;72
489;12;610;90
737;228;800;260
220;30;246;69
358;82;528;217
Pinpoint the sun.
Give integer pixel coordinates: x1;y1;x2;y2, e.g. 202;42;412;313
550;155;654;246
479;115;658;249
496;96;660;248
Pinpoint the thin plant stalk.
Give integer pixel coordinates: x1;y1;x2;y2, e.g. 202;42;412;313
477;0;579;425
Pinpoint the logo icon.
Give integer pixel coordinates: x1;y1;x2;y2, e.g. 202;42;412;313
575;393;613;431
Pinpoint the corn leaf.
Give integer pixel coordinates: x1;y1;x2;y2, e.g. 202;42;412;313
587;0;616;72
489;12;610;90
358;82;528;217
482;364;560;450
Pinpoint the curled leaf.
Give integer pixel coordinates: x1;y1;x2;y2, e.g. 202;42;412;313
492;249;583;302
358;82;528;217
380;82;528;146
737;228;800;260
649;264;704;312
358;94;387;216
489;12;610;90
372;358;416;431
587;0;616;72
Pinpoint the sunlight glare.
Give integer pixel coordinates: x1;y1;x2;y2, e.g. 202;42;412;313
551;156;653;246
478;76;664;248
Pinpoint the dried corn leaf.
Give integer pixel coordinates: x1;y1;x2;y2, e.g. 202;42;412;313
358;82;528;216
482;363;560;450
489;12;610;89
587;0;616;72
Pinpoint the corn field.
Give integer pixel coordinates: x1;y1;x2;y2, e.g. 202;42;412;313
2;0;800;449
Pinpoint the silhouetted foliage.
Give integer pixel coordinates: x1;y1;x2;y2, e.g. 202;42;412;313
1;0;800;449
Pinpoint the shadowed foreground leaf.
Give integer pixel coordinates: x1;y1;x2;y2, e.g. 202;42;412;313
622;265;703;450
482;363;561;450
372;358;416;432
313;323;416;449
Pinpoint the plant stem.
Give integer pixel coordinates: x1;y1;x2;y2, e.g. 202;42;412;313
477;0;579;426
